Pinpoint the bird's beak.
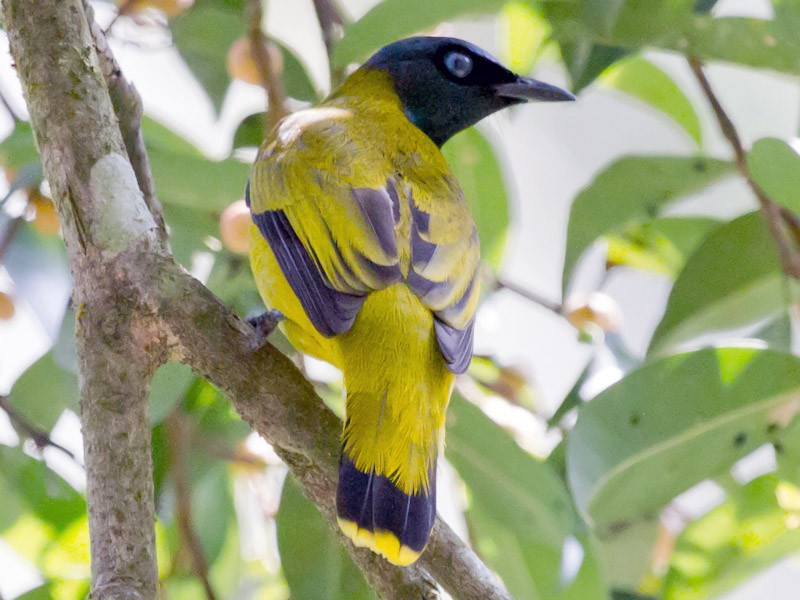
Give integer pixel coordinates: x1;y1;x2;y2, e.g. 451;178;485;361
494;76;576;102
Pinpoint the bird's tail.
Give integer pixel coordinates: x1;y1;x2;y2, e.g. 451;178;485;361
336;452;436;566
335;388;443;566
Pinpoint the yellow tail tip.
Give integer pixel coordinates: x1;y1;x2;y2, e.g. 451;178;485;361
337;517;422;566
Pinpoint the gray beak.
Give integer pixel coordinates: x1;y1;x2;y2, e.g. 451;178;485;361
494;76;576;102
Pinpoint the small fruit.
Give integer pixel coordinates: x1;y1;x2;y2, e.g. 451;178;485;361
564;292;623;333
29;190;61;236
117;0;194;17
0;291;14;321
226;37;283;86
220;199;251;254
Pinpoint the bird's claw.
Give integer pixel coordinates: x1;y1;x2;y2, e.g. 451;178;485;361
247;309;284;350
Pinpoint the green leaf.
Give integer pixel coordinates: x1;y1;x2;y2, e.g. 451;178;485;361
280;41;320;102
0;446;85;530
545;5;800;77
150;363;195;425
566;347;800;536
161;203;219;267
190;462;234;564
0;121;40;169
442;128;509;268
233;112;266;149
277;475;375;600
171;1;242;112
144;119;250;212
560;42;628;92
446;396;608;600
563;156;732;293
753;312;792;352
648;213;798;355
663;475;800;599
499;1;550;75
605;216;720;277
333;0;507;68
9;351;79;430
601;57;702;144
748;137;800;215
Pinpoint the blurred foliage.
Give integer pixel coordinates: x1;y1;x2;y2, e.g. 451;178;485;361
2;1;800;599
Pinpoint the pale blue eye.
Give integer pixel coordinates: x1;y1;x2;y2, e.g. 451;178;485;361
444;52;473;78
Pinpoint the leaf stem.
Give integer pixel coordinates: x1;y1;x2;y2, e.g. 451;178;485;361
688;56;800;279
0;395;80;462
167;411;218;600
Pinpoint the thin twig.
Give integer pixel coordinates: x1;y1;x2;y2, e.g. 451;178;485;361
0;395;80;462
483;267;563;315
84;0;168;248
312;0;343;56
312;0;345;86
166;411;218;600
688;57;800;279
247;0;290;134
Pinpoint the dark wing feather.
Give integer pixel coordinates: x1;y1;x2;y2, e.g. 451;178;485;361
252;209;366;337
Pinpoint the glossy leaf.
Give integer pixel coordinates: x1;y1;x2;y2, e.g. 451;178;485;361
648;213;798;355
499;1;550;75
144;119;250;212
190;462;235;564
447;396;608;599
0;122;40;169
748;137;800;215
545;6;800;77
601;57;702;144
8;352;78;430
442;127;509;268
277;475;375;600
171;0;241;112
567;347;800;536
0;446;85;530
561;42;628;92
150;363;195;425
563;156;732;293
606;216;720;277
280;41;320;102
333;0;507;67
663;475;800;599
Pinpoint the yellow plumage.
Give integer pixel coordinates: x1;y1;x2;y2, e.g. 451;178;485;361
248;68;479;565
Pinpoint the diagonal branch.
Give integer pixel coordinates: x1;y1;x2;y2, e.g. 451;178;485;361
688;57;800;279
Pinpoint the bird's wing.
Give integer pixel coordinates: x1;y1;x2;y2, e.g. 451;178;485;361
247;145;402;338
407;184;481;374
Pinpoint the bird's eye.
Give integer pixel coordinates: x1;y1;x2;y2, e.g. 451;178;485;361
444;51;473;78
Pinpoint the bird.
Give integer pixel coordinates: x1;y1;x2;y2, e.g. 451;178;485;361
246;36;574;566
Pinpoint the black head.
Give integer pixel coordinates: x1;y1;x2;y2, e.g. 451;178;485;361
363;36;574;146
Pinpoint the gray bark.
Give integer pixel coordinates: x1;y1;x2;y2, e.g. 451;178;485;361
2;1;511;599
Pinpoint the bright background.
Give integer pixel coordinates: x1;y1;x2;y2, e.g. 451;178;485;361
2;0;800;598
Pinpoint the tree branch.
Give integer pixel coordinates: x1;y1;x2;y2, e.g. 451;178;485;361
688;57;800;279
246;0;289;133
3;2;165;598
84;0;168;246
4;1;512;599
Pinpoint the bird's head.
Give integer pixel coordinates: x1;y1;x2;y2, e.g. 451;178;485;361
362;36;575;146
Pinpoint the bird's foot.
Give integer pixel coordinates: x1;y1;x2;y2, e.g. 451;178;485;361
247;309;284;350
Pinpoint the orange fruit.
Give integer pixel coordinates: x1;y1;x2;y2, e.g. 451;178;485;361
29;190;61;236
220;199;251;254
226;37;283;86
564;292;623;333
0;292;14;321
